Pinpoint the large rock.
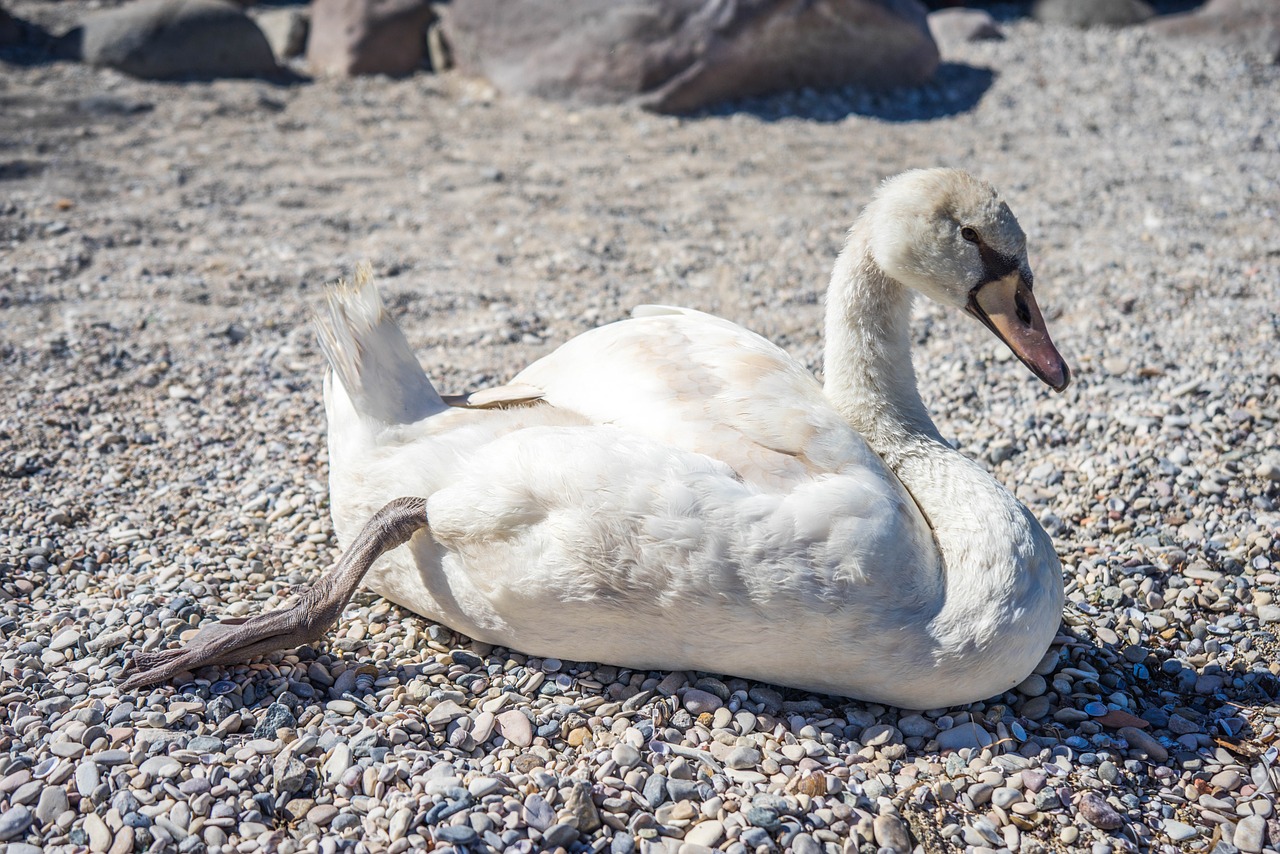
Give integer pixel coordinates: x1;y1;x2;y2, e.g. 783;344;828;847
1033;0;1153;28
306;0;435;76
1148;0;1279;64
439;0;939;114
82;0;278;78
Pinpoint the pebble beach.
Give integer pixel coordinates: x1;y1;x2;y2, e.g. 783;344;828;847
2;5;1279;854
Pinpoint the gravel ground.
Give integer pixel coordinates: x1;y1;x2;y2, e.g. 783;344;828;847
2;5;1280;854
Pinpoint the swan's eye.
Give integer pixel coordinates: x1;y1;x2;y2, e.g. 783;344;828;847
961;227;979;244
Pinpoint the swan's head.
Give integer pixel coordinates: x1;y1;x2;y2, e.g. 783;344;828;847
864;168;1071;391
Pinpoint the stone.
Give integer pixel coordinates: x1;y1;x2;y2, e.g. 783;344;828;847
253;6;308;60
496;710;533;747
612;743;641;768
1163;819;1198;842
84;812;111;851
0;805;32;841
306;804;338;826
426;699;468;728
440;0;940;114
1119;726;1168;762
1078;792;1124;830
1147;0;1280;63
992;787;1022;809
897;714;937;738
928;7;1002;54
542;822;579;848
873;813;911;851
435;825;478;845
1019;696;1052;720
273;755;307;794
1033;0;1153;28
935;722;993;752
254;702;298;739
523;793;554;831
81;0;279;79
681;688;723;714
684;819;725;847
725;746;761;770
860;724;901;746
307;0;435;76
34;786;69;824
1234;814;1266;853
322;743;351;784
563;780;601;833
1016;673;1048;697
471;711;496;743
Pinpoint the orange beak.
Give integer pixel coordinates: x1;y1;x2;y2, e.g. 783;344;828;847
965;272;1071;392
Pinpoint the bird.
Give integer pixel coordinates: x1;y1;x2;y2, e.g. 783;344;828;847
123;168;1070;709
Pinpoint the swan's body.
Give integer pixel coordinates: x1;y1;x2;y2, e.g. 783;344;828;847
123;169;1069;708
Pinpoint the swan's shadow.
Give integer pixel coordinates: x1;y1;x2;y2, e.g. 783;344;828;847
700;63;996;124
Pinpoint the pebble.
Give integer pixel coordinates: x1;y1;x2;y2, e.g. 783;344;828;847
685;819;725;847
1119;726;1169;762
873;814;911;851
0;806;33;841
935;723;993;752
1234;815;1266;853
496;710;533;747
1162;819;1198;842
681;688;723;714
84;813;111;851
725;746;761;770
1077;792;1124;830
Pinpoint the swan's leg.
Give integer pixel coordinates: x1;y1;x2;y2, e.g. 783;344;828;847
119;497;428;691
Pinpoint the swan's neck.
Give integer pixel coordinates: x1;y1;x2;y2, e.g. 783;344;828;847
823;228;1062;670
822;228;943;459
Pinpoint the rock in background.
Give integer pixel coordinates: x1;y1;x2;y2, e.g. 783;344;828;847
252;6;308;61
439;0;939;114
81;0;278;78
928;6;1002;54
306;0;435;76
1148;0;1280;64
1033;0;1154;28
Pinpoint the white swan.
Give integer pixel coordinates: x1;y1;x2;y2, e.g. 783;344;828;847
123;168;1069;709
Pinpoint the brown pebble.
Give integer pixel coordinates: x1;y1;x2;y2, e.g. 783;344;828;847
1077;792;1125;830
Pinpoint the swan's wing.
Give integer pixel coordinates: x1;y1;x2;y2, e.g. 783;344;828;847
510;309;883;489
420;425;939;688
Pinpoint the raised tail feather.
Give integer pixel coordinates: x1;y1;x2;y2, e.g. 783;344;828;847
314;264;447;425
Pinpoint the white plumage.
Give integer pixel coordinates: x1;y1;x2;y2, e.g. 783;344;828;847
315;168;1071;708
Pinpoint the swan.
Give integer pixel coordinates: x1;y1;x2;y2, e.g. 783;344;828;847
122;168;1070;708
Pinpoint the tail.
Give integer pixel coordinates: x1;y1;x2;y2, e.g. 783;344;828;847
314;264;447;426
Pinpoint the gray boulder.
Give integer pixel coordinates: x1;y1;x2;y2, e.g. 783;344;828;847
928;7;1002;54
1033;0;1153;28
439;0;939;114
82;0;278;78
307;0;435;76
1148;0;1279;64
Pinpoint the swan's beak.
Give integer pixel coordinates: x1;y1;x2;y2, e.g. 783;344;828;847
966;272;1071;392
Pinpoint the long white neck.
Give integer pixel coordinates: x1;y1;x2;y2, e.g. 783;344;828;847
822;227;943;460
822;225;1063;681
